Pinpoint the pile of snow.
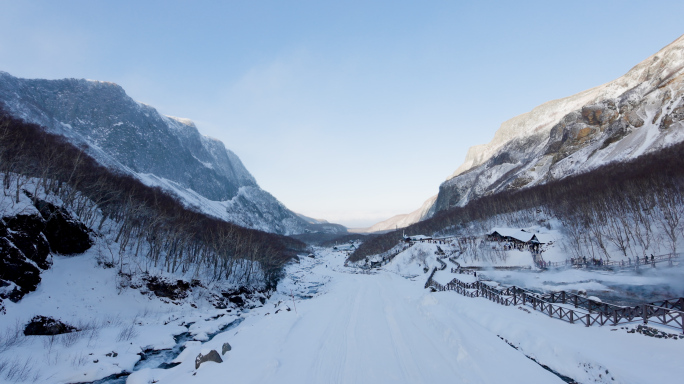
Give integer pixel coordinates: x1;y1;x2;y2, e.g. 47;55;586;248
385;242;440;276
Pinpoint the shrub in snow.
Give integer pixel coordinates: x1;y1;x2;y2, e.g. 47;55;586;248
116;322;138;342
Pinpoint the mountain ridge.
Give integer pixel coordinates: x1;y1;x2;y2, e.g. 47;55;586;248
0;71;343;235
364;34;684;230
428;34;683;214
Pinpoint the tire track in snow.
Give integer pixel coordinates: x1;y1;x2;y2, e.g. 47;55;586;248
378;276;424;382
306;275;363;383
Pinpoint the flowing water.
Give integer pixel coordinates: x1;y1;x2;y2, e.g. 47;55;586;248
80;318;244;384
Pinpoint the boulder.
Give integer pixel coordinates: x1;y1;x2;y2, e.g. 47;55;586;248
33;199;92;255
195;350;223;369
1;214;51;269
0;237;41;301
222;342;232;355
24;315;77;336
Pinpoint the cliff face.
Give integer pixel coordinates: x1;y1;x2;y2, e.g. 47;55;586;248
0;73;256;201
0;72;342;235
434;34;684;213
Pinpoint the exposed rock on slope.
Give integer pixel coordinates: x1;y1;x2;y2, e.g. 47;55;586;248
0;196;92;307
434;34;684;212
0;72;340;235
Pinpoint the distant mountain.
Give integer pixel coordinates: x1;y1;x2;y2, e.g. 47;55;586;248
432;34;684;213
0;72;344;235
359;195;437;233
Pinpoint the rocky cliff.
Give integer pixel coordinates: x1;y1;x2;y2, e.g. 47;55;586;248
434;34;684;212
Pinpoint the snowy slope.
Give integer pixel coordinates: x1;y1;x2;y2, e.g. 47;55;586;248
0;72;338;235
361;195;437;233
434;34;684;212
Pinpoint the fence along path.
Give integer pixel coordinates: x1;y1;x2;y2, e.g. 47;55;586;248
426;261;684;334
423;254;449;289
541;253;679;270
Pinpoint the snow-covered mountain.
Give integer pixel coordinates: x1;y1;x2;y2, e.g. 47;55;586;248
359;195;437;233
0;72;343;235
432;34;684;213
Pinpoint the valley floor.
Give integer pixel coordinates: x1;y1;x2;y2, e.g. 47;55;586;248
135;250;559;384
133;248;684;384
2;246;683;384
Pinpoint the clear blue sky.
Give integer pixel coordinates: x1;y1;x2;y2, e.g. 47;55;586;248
1;1;683;227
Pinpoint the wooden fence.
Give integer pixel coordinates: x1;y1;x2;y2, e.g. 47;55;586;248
541;253;679;270
426;268;684;333
423;256;448;289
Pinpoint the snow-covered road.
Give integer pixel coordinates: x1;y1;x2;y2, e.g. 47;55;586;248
139;251;563;384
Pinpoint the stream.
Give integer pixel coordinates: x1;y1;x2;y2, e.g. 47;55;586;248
81;318;244;384
81;257;327;384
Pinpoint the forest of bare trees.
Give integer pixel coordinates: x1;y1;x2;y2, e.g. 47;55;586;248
0;109;305;289
351;141;684;262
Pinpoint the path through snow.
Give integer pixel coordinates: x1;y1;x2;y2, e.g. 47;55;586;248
132;249;563;383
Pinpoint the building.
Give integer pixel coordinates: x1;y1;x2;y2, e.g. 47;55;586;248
488;228;545;245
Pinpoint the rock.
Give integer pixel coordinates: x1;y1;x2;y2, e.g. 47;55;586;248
626;111;644;127
0;213;53;302
0;237;42;301
222;342;232;355
1;201;93;302
145;276;191;300
33;199;92;255
24;315;77;336
1;214;51;269
195;350;223;369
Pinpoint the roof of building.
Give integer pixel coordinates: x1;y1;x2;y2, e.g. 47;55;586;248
490;228;534;243
408;235;432;240
490;228;555;244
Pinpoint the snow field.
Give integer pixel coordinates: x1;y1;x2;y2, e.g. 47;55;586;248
2;235;683;383
438;288;684;384
142;248;563;384
0;250;246;384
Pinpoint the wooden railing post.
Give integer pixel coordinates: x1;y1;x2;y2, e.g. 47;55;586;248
643;304;648;324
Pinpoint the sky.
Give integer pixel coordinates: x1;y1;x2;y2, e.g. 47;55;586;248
1;1;683;228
